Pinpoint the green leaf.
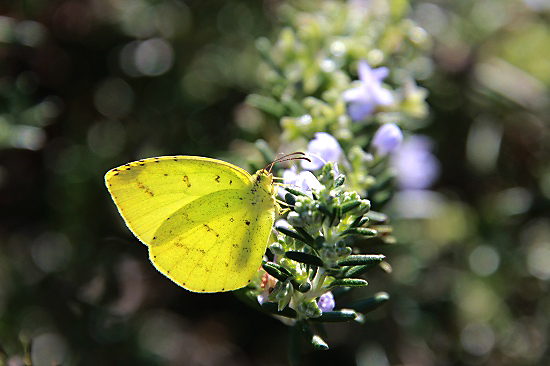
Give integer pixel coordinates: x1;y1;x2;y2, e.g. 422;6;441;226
337;254;385;267
310;309;358;322
246;94;285;117
281;97;308;117
285;251;325;267
255;37;284;77
350;216;369;228
289;278;311;293
262;262;290;282
340;227;378;237
276;226;307;243
366;210;388;223
323;267;341;276
347;292;390;314
285;187;309;197
294;227;316;247
284;192;296;206
297;321;329;350
329;278;368;289
311;335;329;350
340;201;361;215
334;174;345;187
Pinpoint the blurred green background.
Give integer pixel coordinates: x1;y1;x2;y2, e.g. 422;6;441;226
1;0;550;365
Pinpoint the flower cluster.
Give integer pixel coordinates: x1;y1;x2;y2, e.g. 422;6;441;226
343;61;394;122
244;161;389;348
240;0;435;352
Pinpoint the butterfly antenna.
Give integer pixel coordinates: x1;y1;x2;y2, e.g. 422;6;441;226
266;160;276;174
273;152;308;163
264;152;311;173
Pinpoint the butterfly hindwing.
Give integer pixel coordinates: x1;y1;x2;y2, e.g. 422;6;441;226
149;188;275;292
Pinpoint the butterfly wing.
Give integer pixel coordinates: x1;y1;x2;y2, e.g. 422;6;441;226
105;156;252;244
149;187;275;292
105;156;276;292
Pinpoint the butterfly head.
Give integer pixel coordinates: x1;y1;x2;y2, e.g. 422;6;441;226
252;169;275;196
258;152;312;197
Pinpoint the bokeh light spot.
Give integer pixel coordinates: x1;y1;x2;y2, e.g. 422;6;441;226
527;242;550;280
467;117;502;174
138;311;187;361
31;232;72;273
135;38;174;76
87;120;126;158
469;245;500;277
461;322;495;356
94;78;134;119
14;20;46;47
31;332;70;366
0;16;15;42
10;125;47;150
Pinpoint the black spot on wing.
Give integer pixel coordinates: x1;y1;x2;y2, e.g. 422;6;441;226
137;182;154;197
203;223;220;237
183;175;191;188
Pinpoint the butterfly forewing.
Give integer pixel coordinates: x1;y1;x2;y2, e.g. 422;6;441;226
105;156;252;244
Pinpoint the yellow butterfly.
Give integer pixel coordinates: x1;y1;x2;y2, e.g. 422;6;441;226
105;154;305;293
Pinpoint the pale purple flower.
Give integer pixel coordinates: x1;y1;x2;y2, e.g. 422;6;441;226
280;166;322;197
343;60;394;121
301;132;344;170
391;135;440;190
317;292;335;312
372;123;403;155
